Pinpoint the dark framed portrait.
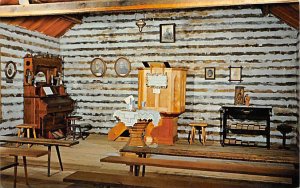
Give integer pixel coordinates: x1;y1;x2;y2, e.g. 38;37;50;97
5;61;17;79
205;67;215;80
229;66;243;82
114;57;131;77
90;58;106;77
160;23;176;43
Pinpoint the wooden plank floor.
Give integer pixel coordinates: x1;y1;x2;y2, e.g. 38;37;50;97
0;134;298;188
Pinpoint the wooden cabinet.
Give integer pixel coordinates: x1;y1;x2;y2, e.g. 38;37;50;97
138;65;187;145
220;105;272;148
23;54;74;138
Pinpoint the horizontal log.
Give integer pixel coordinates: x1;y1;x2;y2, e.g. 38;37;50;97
0;0;298;17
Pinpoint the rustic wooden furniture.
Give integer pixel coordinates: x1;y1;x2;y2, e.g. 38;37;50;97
0;147;48;185
188;123;207;145
101;155;297;180
1;158;18;188
0;136;79;177
66;115;83;140
277;124;293;149
220;105;272;148
138;64;187;145
16;124;37;148
23;53;75;138
63;170;282;188
117;146;299;185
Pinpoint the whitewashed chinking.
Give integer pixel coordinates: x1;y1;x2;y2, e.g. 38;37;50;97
0;23;60;136
60;6;299;144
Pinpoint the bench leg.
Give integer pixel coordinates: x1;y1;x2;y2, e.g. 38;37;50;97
55;146;63;171
142;153;146;177
23;156;29;185
134;165;140;176
13;156;18;188
48;146;51;177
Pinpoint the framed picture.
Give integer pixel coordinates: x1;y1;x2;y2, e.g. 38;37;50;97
229;66;242;82
5;61;17;79
114;57;131;77
90;58;106;77
160;23;176;43
205;67;215;80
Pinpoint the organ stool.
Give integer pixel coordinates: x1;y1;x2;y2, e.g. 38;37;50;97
16;124;37;148
188;123;208;145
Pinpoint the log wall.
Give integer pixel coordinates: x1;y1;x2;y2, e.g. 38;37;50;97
0;23;60;135
60;6;299;144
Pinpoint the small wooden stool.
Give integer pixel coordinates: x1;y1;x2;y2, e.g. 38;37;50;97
16;124;37;148
188;123;207;145
66;116;82;140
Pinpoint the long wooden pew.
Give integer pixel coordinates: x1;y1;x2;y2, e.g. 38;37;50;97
100;156;298;179
63;171;291;188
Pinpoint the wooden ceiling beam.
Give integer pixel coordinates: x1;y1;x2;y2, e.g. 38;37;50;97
0;0;298;17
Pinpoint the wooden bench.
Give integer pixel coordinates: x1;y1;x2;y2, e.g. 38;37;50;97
0;136;79;176
100;156;298;183
64;171;291;188
1;159;18;188
0;147;48;185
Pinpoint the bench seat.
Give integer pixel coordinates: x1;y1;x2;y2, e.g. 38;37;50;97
0;147;48;158
100;156;298;179
64;171;291;188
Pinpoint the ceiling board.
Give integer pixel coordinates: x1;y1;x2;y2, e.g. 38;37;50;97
0;0;298;17
0;0;298;37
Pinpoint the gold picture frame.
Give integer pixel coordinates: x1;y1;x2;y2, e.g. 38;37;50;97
114;57;131;77
90;58;106;77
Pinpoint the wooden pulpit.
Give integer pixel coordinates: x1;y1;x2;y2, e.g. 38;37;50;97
138;63;187;145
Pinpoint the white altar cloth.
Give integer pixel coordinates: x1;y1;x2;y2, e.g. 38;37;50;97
113;109;160;127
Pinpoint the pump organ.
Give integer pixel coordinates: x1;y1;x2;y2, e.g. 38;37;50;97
23;54;74;138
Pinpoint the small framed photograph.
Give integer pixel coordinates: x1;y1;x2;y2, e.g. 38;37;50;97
114;57;131;77
229;66;243;82
90;58;106;77
205;67;215;80
160;23;176;43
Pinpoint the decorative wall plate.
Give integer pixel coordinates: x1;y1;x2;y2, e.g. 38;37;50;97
90;58;106;77
114;57;131;77
5;61;17;79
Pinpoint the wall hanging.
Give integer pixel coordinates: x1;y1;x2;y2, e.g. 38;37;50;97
114;57;131;77
229;66;242;82
160;23;176;43
205;67;215;80
5;61;17;83
90;58;106;77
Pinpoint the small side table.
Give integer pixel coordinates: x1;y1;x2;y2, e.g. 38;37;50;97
16;124;37;148
188;123;208;145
